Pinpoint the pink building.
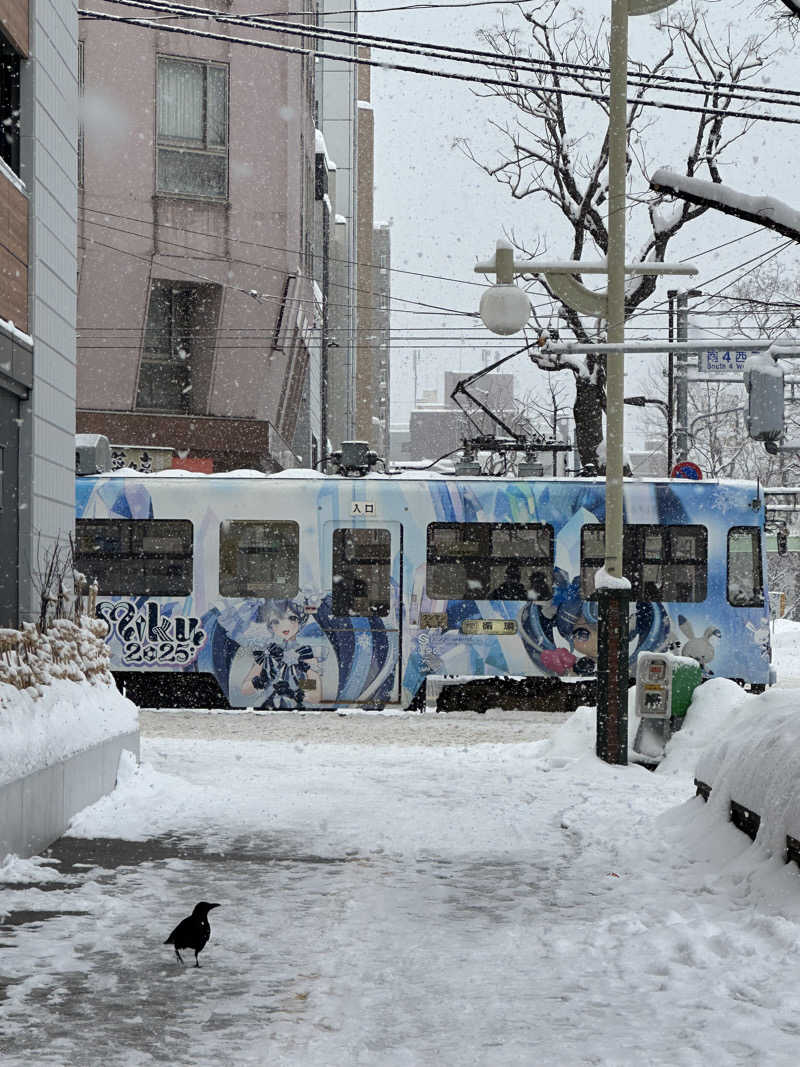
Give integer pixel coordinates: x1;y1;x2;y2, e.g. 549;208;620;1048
76;2;319;471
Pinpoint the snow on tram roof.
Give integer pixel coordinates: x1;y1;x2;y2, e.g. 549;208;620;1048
90;467;761;490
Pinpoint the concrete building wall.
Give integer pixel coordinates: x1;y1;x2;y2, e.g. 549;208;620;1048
371;222;390;458
17;0;78;622
76;3;316;470
328;213;352;447
354;52;374;445
316;0;358;446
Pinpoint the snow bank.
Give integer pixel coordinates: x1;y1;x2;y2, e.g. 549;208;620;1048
0;678;138;788
694;687;800;853
772;618;800;679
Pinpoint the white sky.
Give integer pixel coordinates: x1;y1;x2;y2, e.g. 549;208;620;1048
365;0;800;440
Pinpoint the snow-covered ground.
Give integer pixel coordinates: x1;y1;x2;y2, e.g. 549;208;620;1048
2;659;800;1065
1;620;799;1064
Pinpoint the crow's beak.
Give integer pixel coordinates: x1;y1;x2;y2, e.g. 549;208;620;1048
209;903;221;910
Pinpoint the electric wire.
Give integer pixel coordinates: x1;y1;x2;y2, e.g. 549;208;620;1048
102;0;800;110
78;206;496;291
79;204;778;319
78;7;800;127
79;234;481;317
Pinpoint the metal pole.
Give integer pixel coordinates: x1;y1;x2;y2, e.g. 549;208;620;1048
675;288;702;460
596;0;629;766
667;290;675;474
676;291;689;460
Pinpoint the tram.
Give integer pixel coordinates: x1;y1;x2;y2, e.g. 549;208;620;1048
75;470;773;709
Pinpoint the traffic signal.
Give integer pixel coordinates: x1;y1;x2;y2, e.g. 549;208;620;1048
744;353;784;442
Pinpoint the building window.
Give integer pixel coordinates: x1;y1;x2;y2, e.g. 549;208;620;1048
0;34;21;177
156;56;228;199
219;520;300;598
427;523;554;601
580;524;707;602
727;527;764;606
136;281;219;413
75;519;193;595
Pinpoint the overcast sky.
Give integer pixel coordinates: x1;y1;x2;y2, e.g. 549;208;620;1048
363;0;800;442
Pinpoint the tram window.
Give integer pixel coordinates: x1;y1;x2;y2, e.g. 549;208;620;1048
75;519;193;595
727;527;764;606
332;528;391;616
581;524;707;602
427;522;554;600
219;520;299;597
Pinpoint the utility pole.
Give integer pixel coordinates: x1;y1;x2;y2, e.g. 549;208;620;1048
672;288;703;461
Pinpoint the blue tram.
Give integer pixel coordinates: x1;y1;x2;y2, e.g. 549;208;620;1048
75;471;772;709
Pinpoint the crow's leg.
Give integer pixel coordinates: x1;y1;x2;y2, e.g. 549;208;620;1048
194;951;201;968
175;947;185;965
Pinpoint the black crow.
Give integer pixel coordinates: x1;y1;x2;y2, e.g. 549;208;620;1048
164;902;220;967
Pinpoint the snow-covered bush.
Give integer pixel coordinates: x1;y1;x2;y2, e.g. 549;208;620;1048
0;616;111;697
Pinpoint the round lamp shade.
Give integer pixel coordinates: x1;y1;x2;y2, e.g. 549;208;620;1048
479;284;531;335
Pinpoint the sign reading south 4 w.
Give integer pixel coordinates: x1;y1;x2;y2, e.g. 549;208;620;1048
699;349;760;374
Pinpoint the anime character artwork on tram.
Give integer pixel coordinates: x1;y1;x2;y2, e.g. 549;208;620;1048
75;470;773;709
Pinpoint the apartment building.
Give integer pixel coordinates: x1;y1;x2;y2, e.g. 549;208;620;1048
76;3;318;472
0;0;78;625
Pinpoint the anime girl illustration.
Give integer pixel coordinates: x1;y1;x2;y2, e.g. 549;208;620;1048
240;598;322;709
519;569;672;678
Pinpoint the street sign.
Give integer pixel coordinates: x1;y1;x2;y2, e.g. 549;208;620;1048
671;460;703;480
698;349;758;374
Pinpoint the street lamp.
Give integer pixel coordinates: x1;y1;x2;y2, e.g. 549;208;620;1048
624;396;670;473
624;395;669;418
474;0;686;765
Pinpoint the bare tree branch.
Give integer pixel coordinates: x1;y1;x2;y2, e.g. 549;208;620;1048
456;0;776;467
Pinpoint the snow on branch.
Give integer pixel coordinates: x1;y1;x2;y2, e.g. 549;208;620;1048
650;169;800;243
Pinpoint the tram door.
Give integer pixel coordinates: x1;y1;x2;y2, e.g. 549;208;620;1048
323;521;402;705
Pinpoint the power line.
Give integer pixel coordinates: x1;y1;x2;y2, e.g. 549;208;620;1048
78;7;800;127
79;234;480;317
103;0;800;110
78;203;493;290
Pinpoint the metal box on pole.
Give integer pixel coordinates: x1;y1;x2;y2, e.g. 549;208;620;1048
633;651;702;764
744;354;784;442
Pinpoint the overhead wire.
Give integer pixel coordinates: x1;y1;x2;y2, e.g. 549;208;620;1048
101;0;800;111
79;203;781;324
78;203;498;290
78;233;481;317
78;7;800;127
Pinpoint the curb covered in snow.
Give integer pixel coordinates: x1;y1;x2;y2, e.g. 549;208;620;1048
0;729;140;860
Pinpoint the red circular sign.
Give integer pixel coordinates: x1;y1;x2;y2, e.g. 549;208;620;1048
671;460;703;480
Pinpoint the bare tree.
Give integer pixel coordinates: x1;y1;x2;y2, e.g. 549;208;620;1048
457;0;777;468
637;261;800;486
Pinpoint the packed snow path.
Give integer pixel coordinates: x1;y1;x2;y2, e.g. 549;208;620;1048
2;708;800;1066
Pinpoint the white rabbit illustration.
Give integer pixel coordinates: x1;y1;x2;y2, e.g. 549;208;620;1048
677;614;720;668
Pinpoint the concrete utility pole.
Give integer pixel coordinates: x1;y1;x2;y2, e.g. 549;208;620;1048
597;0;631;765
473;0;689;766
